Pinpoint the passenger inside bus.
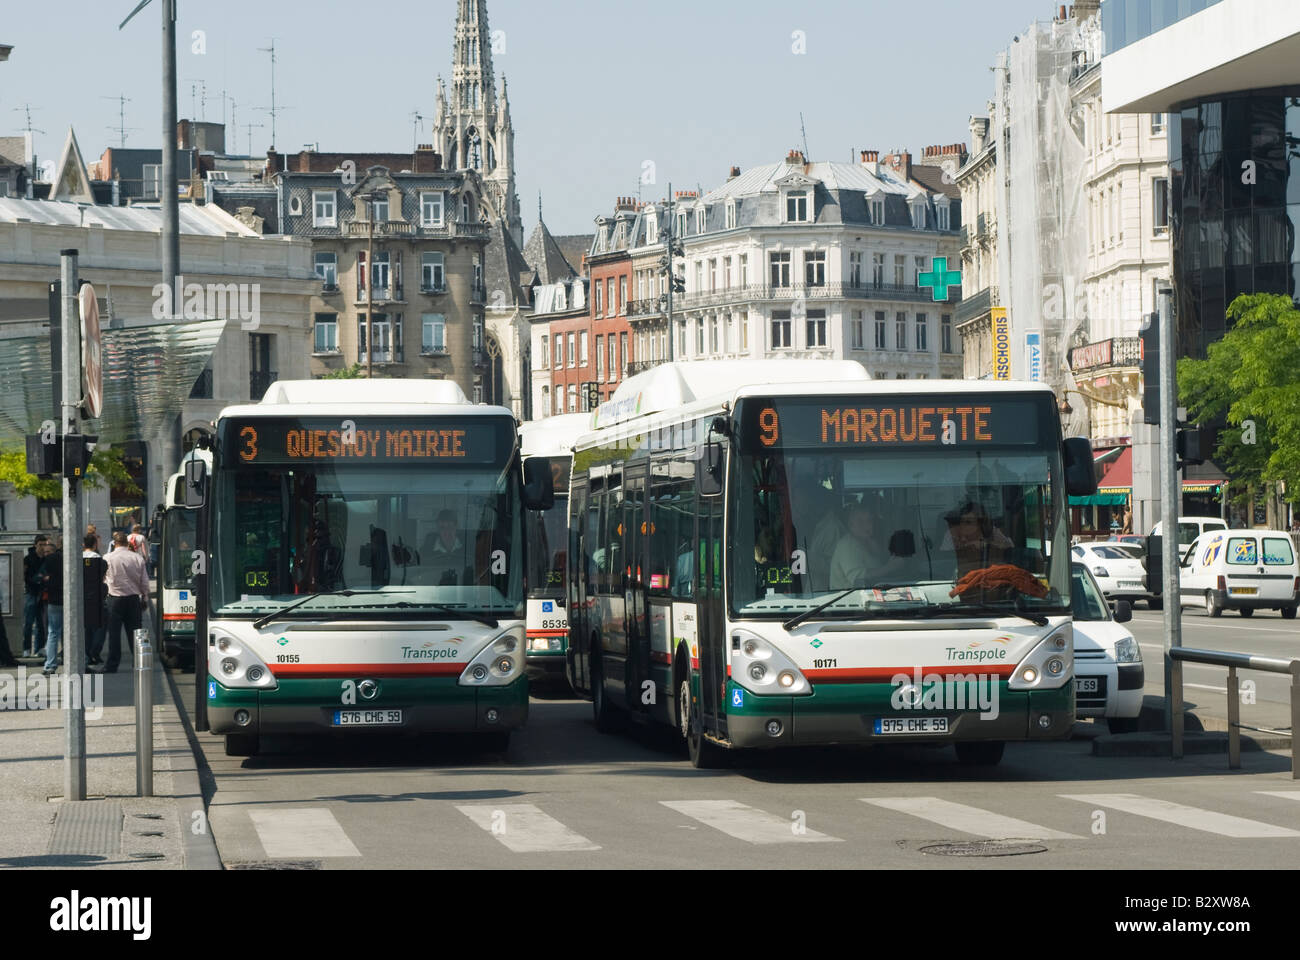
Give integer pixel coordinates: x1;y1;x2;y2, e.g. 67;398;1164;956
829;502;888;589
423;509;467;584
944;501;1015;579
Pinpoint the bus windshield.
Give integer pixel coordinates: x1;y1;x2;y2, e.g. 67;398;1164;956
210;417;523;619
527;496;568;597
163;507;197;589
728;394;1069;619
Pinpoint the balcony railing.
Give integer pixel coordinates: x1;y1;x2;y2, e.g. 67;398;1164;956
1070;336;1141;374
356;285;404;303
954;286;998;325
319;280;340;295
472;349;486;367
359;350;404;365
470;284;487;304
250;369;277;399
627;359;662;376
419;284;447;295
627;297;661;317
677;282;962;310
344;220;416;238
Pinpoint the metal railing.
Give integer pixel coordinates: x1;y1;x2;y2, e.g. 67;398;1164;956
1169;646;1300;777
249;369;277;398
677;282;957;310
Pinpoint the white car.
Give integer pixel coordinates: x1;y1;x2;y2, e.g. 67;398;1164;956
1071;563;1144;734
1151;516;1228;552
1070;542;1148;602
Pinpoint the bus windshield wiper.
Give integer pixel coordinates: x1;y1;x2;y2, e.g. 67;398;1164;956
935;600;1048;627
252;589;413;629
782;581;932;631
388;600;498;629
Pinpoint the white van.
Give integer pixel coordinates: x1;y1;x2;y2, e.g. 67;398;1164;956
1178;529;1300;618
1151;516;1228;550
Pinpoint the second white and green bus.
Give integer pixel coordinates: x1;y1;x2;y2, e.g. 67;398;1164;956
519;413;588;682
565;360;1097;767
192;378;552;756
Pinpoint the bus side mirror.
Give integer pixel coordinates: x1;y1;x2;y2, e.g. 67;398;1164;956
183;458;207;509
698;442;723;497
1063;437;1097;497
523;458;555;511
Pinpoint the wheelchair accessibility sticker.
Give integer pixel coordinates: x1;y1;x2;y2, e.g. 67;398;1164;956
732;688;744;707
207;681;216;700
542;601;554;613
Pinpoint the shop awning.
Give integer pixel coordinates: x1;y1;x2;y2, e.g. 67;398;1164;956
1070;493;1130;506
0;318;226;445
1098;447;1132;494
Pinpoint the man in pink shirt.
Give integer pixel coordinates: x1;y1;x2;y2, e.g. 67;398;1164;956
97;532;151;674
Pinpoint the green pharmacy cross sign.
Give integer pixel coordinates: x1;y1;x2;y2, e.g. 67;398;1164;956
918;257;962;301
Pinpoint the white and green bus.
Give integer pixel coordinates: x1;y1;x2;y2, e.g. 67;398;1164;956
191;379;552;757
565;360;1097;767
519;413;588;682
153;449;210;669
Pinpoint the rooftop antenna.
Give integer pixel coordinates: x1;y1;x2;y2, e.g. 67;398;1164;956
243;121;265;156
101;94;135;147
257;38;278;148
410;109;424;153
799;112;810;160
12;103;45;137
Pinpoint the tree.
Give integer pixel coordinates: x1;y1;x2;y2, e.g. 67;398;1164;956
0;442;142;501
324;363;364;379
1179;293;1300;511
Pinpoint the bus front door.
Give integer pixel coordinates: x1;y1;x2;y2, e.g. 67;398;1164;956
697;496;726;738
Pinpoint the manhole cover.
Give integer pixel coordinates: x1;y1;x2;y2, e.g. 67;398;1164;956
920;840;1047;857
225;860;322;870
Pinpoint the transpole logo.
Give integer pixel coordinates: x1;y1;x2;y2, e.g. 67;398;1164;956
947;636;1011;663
49;891;151;940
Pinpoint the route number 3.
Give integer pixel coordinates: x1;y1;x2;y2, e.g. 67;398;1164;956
239;425;258;462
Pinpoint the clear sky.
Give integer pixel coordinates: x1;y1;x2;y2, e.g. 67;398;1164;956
3;0;1059;237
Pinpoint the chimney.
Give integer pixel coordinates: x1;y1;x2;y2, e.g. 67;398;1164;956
266;148;282;177
177;118;192;149
860;150;879;164
414;144;441;173
728;166;740;180
883;150;911;180
786;149;805;165
615;196;637;212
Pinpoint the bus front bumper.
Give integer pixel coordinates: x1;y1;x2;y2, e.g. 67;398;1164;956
206;675;529;736
723;680;1074;749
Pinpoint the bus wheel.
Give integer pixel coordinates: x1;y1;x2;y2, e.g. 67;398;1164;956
955;741;1004;766
225;734;259;757
477;732;510;754
679;678;726;769
592;653;621;734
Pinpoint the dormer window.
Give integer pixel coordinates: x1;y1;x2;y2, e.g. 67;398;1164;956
935;199;951;231
461;193;472;223
676;211;686;238
725;201;737;230
645;212;658;245
695;207;706;233
910;202;927;230
371;197;388;222
786;191;809;223
616;221;626;245
868;195;885;225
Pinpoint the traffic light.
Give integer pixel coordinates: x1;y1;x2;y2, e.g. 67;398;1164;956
1140;312;1159;424
1176;427;1207;468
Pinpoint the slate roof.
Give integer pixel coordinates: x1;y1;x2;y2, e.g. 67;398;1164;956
484;216;533;307
0;196;259;236
522;218;577;284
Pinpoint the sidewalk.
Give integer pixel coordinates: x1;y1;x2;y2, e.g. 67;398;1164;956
0;652;220;869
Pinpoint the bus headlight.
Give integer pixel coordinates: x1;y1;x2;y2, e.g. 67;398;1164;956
730;630;811;696
459;628;526;686
208;630;277;691
1009;628;1072;690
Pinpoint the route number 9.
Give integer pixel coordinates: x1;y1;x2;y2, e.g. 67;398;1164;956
759;407;779;446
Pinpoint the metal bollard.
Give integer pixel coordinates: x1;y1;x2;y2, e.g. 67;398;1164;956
134;628;153;797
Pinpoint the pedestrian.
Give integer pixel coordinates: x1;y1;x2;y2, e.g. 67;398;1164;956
127;523;148;559
38;536;64;676
82;533;108;669
98;531;150;674
86;522;103;555
1122;507;1133;534
21;535;49;657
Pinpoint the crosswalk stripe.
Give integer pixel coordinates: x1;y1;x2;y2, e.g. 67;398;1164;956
1060;794;1300;838
1255;791;1300;803
247;807;361;858
456;803;600;852
660;800;841;843
861;796;1080;839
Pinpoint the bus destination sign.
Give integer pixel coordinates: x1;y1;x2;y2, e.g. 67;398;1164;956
740;397;1043;451
222;417;507;466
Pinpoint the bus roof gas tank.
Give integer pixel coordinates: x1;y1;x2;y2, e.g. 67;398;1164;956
260;379;468;406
